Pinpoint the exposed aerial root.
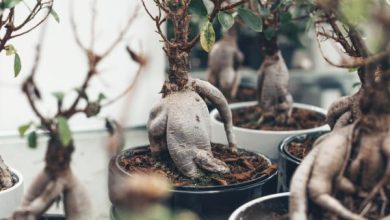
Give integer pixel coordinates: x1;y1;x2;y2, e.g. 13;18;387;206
13;169;91;220
327;89;363;129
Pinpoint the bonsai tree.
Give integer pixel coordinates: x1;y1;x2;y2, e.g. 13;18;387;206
290;0;390;219
207;24;244;100
251;0;310;124
12;3;144;219
141;0;248;178
0;0;56;194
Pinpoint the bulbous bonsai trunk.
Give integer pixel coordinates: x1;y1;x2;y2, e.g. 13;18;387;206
147;2;237;179
257;34;293;122
14;134;91;220
207;26;244;99
289;65;390;220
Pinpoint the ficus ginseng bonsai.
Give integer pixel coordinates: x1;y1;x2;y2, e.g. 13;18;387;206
0;0;56;194
207;24;244;100
289;0;390;219
208;0;312;124
12;3;144;219
141;0;248;178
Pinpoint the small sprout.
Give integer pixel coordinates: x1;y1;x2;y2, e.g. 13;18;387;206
97;93;106;103
18;122;32;137
14;53;21;77
50;9;60;23
52;92;65;105
4;44;16;56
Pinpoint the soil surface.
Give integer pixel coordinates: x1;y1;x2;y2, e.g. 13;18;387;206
0;173;18;191
287;137;317;160
229;86;257;103
230;106;326;131
118;144;277;187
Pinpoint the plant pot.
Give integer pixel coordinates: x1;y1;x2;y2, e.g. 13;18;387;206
108;146;278;220
229;192;290;220
0;168;24;219
210;101;330;161
277;131;328;192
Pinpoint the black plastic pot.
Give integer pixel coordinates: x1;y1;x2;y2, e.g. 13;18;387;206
109;146;278;220
229;192;289;220
277;131;328;192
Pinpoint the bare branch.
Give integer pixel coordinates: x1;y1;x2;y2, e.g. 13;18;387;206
69;0;87;51
101;47;145;107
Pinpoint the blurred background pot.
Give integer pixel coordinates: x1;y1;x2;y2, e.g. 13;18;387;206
229;192;289;220
277;131;328;192
210;101;330;161
0;168;23;219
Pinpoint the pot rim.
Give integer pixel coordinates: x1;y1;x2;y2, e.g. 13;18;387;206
210;101;329;134
113;145;278;193
0;167;23;195
228;192;290;220
280;131;329;163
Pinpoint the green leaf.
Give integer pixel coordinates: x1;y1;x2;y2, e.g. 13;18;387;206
27;131;37;149
259;7;270;16
280;12;292;24
218;12;235;30
339;0;370;25
14;53;21;77
97;93;106;103
201;0;214;15
18;122;32;137
4;44;16;56
57;117;72;147
1;0;23;9
238;8;263;32
305;15;314;33
264;27;276;41
50;9;60;23
200;21;215;52
52;92;65;103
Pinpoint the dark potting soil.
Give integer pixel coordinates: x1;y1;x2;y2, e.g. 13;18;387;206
118;144;277;187
287;137;316;160
230;106;326;131
228;86;257;103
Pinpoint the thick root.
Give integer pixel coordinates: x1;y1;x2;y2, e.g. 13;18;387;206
194;150;230;174
327;89;363;129
194;79;237;152
0;155;14;190
13;169;91;220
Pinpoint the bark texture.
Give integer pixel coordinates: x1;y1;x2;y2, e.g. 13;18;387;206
148;78;237;178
